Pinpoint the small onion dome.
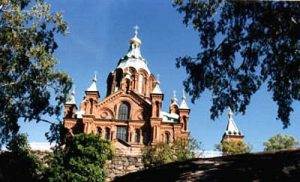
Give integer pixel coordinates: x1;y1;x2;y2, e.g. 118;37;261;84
171;90;178;104
171;97;178;103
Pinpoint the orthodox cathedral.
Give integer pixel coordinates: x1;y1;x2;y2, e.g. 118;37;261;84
63;28;190;154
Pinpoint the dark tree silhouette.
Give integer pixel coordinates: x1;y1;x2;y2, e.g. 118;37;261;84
173;0;300;127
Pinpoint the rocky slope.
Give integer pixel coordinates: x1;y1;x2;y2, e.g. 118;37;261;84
114;149;300;182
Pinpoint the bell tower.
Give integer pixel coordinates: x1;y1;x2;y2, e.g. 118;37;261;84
150;79;164;144
178;91;190;133
80;73;100;116
64;88;77;119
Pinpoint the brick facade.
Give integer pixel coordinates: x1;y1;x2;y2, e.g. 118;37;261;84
63;30;190;155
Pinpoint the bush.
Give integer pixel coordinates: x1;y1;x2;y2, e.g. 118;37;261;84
216;140;252;156
142;138;201;168
263;134;299;152
45;133;113;182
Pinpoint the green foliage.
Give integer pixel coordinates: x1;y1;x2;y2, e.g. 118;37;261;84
173;0;300;128
142;138;201;167
6;132;31;152
45;134;114;182
216;140;252;156
263;134;299;152
142;142;173;167
0;134;43;182
0;0;72;146
172;138;201;161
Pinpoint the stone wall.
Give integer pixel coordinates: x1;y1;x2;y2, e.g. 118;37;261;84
105;155;144;181
30;149;145;181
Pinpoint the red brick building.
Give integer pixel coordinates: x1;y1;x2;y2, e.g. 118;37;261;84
63;28;190;154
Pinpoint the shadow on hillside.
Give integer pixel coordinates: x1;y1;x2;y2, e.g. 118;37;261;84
114;149;300;182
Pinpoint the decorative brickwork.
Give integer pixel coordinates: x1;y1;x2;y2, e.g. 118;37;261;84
63;29;190;157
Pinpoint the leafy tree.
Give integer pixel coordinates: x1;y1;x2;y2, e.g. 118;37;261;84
172;138;201;161
45;134;114;182
142;138;201;167
263;134;299;152
0;0;72;146
216;140;252;156
142;142;173;167
173;0;300;127
0;134;43;182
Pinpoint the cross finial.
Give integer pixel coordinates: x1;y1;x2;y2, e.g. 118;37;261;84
228;107;233;118
93;71;97;82
173;90;176;98
133;25;139;36
182;89;186;100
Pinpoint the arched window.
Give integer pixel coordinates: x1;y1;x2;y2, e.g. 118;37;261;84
89;99;93;114
134;129;140;144
105;127;110;140
97;127;102;137
156;101;160;117
66;107;73;118
118;103;130;120
183;116;187;131
115;69;123;91
164;132;170;144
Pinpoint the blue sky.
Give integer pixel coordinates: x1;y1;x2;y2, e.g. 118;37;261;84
20;0;300;151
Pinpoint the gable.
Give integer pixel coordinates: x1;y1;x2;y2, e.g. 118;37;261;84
94;91;151;120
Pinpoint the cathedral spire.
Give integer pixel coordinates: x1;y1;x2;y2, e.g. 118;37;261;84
152;74;162;94
66;87;76;105
179;90;189;109
87;72;98;91
225;107;242;136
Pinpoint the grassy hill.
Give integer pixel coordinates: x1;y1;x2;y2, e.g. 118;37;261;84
114;149;300;182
